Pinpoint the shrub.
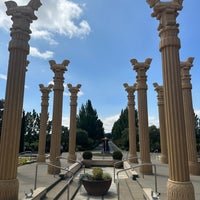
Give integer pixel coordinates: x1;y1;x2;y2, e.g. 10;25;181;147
92;167;103;180
102;172;112;180
79;167;111;182
112;150;123;160
82;151;93;159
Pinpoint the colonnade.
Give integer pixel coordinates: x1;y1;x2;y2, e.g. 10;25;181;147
0;0;199;199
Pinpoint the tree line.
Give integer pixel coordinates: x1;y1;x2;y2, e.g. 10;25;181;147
0;98;200;153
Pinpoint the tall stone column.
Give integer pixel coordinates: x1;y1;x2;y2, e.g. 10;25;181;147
48;60;69;174
123;83;138;163
67;84;81;162
0;1;41;199
147;1;195;199
180;57;200;175
153;83;168;164
37;84;53;162
131;58;152;174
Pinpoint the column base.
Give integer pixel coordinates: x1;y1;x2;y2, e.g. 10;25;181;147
0;179;19;200
160;154;168;164
189;161;200;175
68;153;77;163
37;154;46;162
48;159;61;175
167;179;195;200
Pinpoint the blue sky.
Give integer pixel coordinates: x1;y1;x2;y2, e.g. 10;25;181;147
0;0;200;133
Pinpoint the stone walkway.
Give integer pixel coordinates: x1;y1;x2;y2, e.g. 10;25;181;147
18;153;200;200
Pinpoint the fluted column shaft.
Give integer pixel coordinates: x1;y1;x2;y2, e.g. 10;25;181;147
48;60;69;174
147;1;195;199
0;1;41;199
153;83;168;164
131;58;152;174
124;83;138;163
67;84;81;162
37;84;53;162
181;57;200;175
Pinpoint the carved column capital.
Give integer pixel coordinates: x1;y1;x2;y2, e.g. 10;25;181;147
5;0;42;52
147;0;183;51
49;60;70;91
180;57;194;90
39;84;53;106
153;82;164;106
68;84;81;106
123;83;136;106
131;58;151;90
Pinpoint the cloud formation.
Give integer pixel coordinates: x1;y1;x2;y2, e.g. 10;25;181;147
0;0;91;44
102;114;120;133
0;74;7;80
30;47;54;59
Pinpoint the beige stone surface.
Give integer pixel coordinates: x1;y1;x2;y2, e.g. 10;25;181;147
153;83;168;164
123;83;138;163
48;60;69;174
37;84;53;163
67;84;81;162
0;1;42;199
131;58;153;174
180;57;200;175
147;0;195;199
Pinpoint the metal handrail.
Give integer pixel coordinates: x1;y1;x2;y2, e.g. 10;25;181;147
34;162;74;200
116;163;158;200
57;156;85;173
113;156;140;182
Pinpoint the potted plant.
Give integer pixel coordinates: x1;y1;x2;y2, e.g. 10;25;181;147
80;167;112;196
112;150;123;168
82;151;93;168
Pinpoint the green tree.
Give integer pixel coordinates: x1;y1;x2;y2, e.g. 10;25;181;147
194;114;200;153
61;126;69;152
76;100;104;148
76;128;89;150
112;108;128;142
149;125;160;152
111;107;139;150
24;109;40;151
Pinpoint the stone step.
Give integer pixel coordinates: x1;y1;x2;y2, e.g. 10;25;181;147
118;178;145;200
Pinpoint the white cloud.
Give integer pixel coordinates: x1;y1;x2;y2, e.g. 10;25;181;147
30;47;53;59
194;109;200;117
0;0;91;42
0;0;91;45
101;114;120;133
148;116;159;128
31;29;58;45
0;74;7;80
62;116;69;127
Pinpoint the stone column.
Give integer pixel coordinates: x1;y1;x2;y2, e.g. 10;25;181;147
180;57;200;175
0;1;41;199
147;1;195;199
37;84;53;162
153;83;168;164
48;60;69;174
131;58;152;174
123;83;138;163
67;84;81;162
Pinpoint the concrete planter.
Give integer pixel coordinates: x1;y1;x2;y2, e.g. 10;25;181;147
82;159;92;168
82;179;112;196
